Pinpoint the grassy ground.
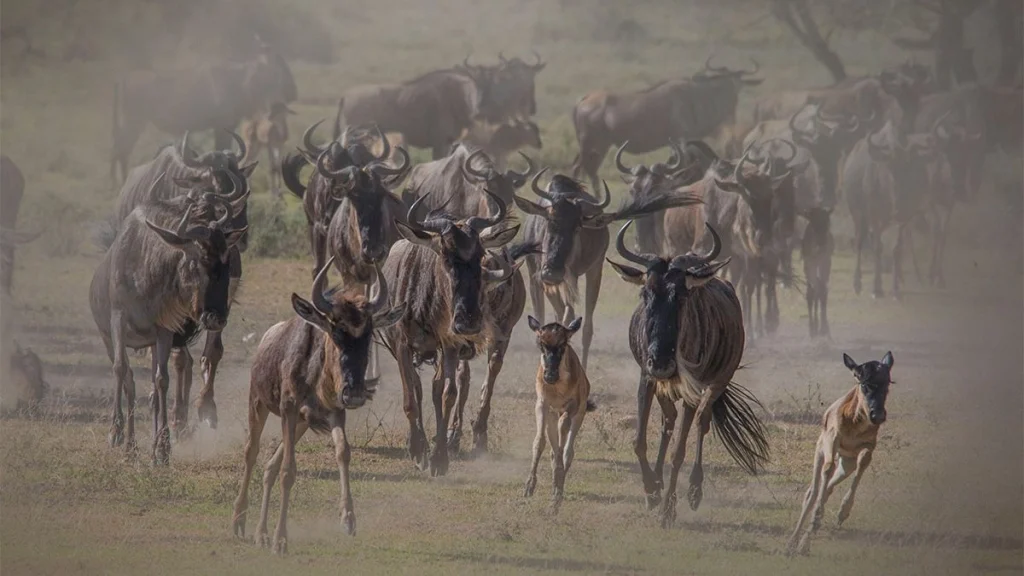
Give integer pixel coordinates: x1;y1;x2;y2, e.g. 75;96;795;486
2;1;1022;574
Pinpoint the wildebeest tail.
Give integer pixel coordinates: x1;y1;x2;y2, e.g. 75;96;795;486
281;152;308;200
585;399;598;412
507;240;542;262
332;97;345;141
711;382;770;475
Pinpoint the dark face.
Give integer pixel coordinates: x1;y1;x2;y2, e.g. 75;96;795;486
439;225;487;335
639;261;686;380
539;199;583;285
198;232;235;332
347;172;391;264
844;352;894;425
329;301;374;409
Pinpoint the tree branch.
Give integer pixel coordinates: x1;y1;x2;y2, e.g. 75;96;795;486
772;0;847;82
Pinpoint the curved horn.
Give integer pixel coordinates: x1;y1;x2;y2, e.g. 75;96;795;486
221;168;248;202
704;55;729;73
614;141;635;176
577;179;611;209
530;167;554;202
665;140;684;171
302;119;327;156
531;50;544;69
741;57;760;76
731;142;756;197
223;129;247;161
700;222;722;261
203;193;234;229
768;138;797;163
615;220;658;268
316;148;354;182
373;125;391;162
504;151;534;186
789;106;816;143
462;149;492;181
484;249;518;284
311;255;336;315
179;131;203;169
369;145;410;177
466;188;508;231
367;263;389;315
404;191;448;234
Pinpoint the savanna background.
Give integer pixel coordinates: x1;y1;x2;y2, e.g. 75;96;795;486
0;0;1021;574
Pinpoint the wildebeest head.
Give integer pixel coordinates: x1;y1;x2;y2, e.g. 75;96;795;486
930;110;983;200
866;121;945;194
691;56;764;89
494;51;545;118
799;206;833;246
618;140;702;197
527;315;582;385
715;142;800;251
253;37;298;105
292;256;405;409
145;188;248;332
843;351;894;426
607;220;730;380
396;190;519;336
460;148;533;205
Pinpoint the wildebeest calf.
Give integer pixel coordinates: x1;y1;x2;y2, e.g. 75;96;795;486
787;351;895;555
800;206;834;338
240;101;295;197
523;315;596;512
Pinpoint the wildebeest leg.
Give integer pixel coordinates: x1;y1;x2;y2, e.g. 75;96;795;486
548;409;566;511
232;392;269;540
653;394;678;495
547;289;567;328
582;145;609;192
111;118;143;185
892;225;905;300
447;359;471;457
471;338;509;456
836;448;872;526
151;330;174;465
429;347;459;476
524;398;547;497
800;435;839;553
395;343;428;470
686;389;716;512
329;409;357;536
754;274;764;337
853;222;865;295
269;145;282;199
931;205;952;288
633;378;660;508
819;258;832;338
526;257;545;322
562;405;584;475
271;403;299;554
364;284;380;385
170;347;193;438
765;269;779;335
804;263;817;337
787;433;832;555
255;420;309;548
107;314;128;449
581;263;602;370
660;403;696;529
197;330;222;429
872;229;884;299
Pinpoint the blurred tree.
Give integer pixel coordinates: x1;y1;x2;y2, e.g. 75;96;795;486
770;0;847;82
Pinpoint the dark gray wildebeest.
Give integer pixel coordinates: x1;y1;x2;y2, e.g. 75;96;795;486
231;257;404;553
842;119;946;299
109;133;253;430
111;39;296;184
458;117;543;172
331;64;503;160
90;183;248;464
570;57;763;191
516;171;703;369
469;51;546;121
788;351;895;555
799;206;834;338
1;155;43;295
607;221;769;528
239;101;296;198
381;190;520;476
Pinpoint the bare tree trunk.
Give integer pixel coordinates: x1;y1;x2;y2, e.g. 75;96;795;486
772;0;846;83
994;0;1023;85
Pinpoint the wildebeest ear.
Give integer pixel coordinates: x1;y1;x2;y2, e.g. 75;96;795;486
240;162;259;178
395;220;435;243
714;178;743;193
373;304;406;330
565;316;583;335
512;195;548;217
173;176;201;189
291;293;331;333
606;258;644;285
480;223;520;248
881;351;894;368
225;227;248;249
145;220;191;249
527;315;541;332
843;353;858;371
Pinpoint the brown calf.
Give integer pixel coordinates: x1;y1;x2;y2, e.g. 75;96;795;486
787;351;895;555
231;257;404;553
240;102;295;197
523;316;596;512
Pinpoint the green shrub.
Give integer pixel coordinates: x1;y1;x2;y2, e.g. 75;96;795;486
245;194;309;259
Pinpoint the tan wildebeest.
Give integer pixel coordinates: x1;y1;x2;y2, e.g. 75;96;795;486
239;101;296;197
787;351;895;555
523;315;596;512
231;257;404;554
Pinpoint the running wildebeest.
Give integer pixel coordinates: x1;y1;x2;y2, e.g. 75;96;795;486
109;133;253;430
516;170;704;369
381;190;519;476
239;101;296;198
607;221;770;528
522;315;596;512
231;257;404;554
571;56;763;191
787;351;895;555
90;181;248;464
799;206;834;338
111;38;296;184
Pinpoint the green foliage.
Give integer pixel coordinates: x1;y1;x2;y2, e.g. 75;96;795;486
245;193;309;259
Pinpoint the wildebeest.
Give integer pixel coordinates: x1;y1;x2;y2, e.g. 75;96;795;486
90;184;247;464
231;257;404;553
787;351;895;555
799;206;834;338
842;119;944;299
607;221;769;527
490;51;546;120
1;155;41;295
571;57;763;191
110;133;253;430
239;101;296;197
331;65;501;160
111;39;296;184
402;145;532;216
459;118;543;172
522;315;596;512
381;191;519;476
516;170;703;369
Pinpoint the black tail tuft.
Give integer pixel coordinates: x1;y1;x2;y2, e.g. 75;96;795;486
507;240;543;262
711;382;770;475
585;398;598;413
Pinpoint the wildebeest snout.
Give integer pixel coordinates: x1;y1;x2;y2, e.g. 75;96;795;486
869;408;886;425
540;266;564;285
200;311;227;332
452;303;482;335
646;356;677;380
340;385;367;409
361;243;388;264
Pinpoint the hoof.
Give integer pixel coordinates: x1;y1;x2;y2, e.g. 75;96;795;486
429;449;449;477
687;483;703;511
659;494;677;529
550;493;563;514
256;532;271;549
470;429;488;458
645;491;662;511
408;430;428;470
446;429;462;459
524;477;537;498
232;515;246;540
109;428;124;448
196;398;218;430
342;510;356;537
272;538;287;555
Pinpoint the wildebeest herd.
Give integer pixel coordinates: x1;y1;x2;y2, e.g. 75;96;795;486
1;40;1018;558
